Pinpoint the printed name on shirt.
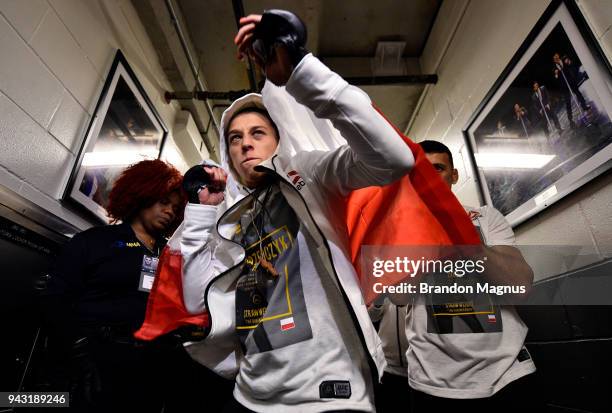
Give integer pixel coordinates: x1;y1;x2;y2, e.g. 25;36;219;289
244;228;292;270
243;307;268;325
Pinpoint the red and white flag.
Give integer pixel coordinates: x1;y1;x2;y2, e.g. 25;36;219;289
280;317;296;331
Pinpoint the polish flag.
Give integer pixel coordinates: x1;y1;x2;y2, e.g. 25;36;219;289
280;317;295;331
487;314;497;323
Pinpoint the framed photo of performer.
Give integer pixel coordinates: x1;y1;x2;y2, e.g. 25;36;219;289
64;50;168;223
463;0;612;227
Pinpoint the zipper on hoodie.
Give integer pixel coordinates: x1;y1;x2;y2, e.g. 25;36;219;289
266;156;381;383
201;190;258;334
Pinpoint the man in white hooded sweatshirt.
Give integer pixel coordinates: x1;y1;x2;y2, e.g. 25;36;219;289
179;10;414;413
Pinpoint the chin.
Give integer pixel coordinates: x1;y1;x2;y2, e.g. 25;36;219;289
155;222;170;233
248;170;269;183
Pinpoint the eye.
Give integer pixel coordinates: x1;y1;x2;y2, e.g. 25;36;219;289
229;134;241;144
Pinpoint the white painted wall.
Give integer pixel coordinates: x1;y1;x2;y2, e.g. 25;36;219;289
407;0;612;278
0;0;192;230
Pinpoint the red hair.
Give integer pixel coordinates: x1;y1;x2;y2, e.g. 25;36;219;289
107;159;186;231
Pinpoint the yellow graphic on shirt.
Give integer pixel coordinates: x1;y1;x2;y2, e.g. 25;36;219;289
235;225;295;330
430;272;495;316
236;265;292;329
432;301;495;316
243;226;293;270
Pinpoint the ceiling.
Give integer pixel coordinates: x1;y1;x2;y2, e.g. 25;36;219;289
142;0;441;143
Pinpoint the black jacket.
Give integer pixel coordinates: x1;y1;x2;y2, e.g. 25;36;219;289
43;223;163;345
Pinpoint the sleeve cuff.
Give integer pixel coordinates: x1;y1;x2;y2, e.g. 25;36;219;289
185;203;218;227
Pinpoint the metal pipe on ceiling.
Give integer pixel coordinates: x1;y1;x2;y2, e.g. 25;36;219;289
164;71;437;105
231;0;258;91
164;74;437;106
165;89;251;103
164;0;219;154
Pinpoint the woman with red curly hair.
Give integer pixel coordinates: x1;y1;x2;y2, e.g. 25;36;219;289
43;159;198;412
107;159;185;247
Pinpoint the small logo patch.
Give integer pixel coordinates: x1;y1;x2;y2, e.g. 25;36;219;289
280;317;295;331
487;314;497;323
287;170;305;190
319;381;351;399
112;240;140;248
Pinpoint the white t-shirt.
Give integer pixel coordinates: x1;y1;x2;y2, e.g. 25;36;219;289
405;205;536;399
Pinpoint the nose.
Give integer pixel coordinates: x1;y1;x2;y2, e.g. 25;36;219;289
162;204;176;219
241;134;255;151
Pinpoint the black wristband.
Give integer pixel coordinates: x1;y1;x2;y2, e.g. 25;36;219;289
182;165;211;204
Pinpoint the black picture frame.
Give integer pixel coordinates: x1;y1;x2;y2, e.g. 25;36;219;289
63;50;168;223
462;0;612;227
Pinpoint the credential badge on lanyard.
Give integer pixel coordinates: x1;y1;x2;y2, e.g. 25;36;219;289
138;254;159;292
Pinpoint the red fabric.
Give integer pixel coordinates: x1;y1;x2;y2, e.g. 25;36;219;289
346;107;480;254
135;106;480;340
134;247;208;340
346;107;481;303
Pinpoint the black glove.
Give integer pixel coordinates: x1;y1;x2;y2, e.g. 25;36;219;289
253;9;308;67
69;337;102;406
182;165;211;204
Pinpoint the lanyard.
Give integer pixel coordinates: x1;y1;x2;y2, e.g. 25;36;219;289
240;185;278;277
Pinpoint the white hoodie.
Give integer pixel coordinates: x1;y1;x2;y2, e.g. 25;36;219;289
179;54;414;412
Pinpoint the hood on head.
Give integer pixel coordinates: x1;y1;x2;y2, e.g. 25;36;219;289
219;93;269;172
219;93;272;201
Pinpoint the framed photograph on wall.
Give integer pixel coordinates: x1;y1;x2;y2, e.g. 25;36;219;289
463;0;612;227
64;50;167;223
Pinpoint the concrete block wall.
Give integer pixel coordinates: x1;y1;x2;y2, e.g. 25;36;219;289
0;0;192;231
407;0;612;279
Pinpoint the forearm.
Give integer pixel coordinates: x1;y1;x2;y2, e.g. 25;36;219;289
478;245;534;293
286;54;414;183
181;203;220;314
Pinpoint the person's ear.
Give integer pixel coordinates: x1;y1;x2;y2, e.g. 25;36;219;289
451;168;459;185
